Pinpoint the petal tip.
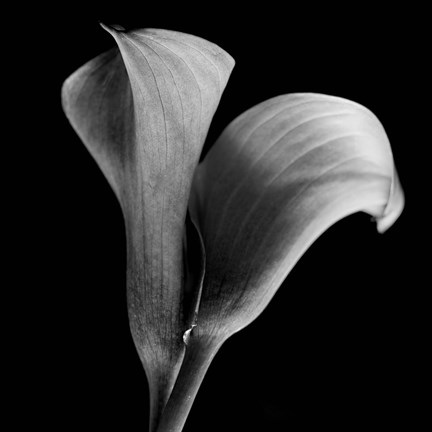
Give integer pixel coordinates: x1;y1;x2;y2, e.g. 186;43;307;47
376;172;405;234
99;22;126;35
376;194;405;233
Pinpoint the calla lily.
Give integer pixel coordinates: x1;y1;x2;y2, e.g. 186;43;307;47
62;25;404;432
62;24;234;431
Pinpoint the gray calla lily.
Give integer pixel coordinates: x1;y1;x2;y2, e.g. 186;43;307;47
62;26;404;432
191;93;403;337
62;24;234;431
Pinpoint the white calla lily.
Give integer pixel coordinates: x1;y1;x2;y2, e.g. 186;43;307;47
62;26;403;432
62;24;234;431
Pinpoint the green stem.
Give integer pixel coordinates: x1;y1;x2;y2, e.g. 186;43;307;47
155;333;224;432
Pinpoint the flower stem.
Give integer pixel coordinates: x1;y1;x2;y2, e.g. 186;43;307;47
155;333;224;432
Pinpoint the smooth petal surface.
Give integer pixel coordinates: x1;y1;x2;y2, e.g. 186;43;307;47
61;25;234;430
190;93;404;339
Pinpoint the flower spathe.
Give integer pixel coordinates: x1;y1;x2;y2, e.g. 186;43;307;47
62;24;234;431
190;93;404;338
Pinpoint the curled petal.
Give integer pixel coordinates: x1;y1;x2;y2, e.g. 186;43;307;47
191;93;404;338
61;25;234;430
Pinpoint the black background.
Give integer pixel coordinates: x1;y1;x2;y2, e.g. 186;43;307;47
10;4;427;431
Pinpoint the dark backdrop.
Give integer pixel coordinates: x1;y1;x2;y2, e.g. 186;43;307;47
14;4;427;431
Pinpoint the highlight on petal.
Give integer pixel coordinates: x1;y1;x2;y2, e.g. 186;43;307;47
61;25;234;431
190;93;404;339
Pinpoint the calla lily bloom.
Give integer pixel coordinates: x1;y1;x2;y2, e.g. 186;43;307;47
62;25;404;432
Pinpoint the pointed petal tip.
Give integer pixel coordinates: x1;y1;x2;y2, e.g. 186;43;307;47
376;193;405;233
99;22;126;35
376;172;405;234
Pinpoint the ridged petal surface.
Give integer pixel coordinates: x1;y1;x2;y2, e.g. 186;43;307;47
191;93;404;338
61;25;234;430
